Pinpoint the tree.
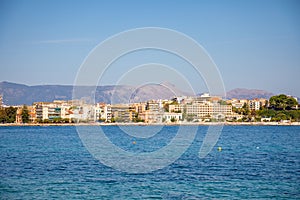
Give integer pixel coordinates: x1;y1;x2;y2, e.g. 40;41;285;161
250;109;256;116
263;100;269;109
53;117;63;123
5;106;17;123
43;119;50;123
242;103;250;115
276;112;287;120
269;94;298;110
170;117;176;122
111;117;116;123
218;100;228;105
232;107;240;114
62;118;70;123
163;103;169;112
257;108;276;118
0;108;7;123
21;105;30;123
289;110;300;122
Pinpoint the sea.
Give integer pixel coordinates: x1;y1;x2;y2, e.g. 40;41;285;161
0;125;299;199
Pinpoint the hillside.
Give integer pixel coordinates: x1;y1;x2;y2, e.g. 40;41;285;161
0;81;282;105
0;81;190;105
226;88;274;99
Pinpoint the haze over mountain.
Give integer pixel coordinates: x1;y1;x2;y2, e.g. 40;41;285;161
0;81;191;105
226;88;274;100
0;81;284;106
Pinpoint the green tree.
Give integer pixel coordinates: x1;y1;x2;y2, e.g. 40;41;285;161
218;100;228;105
257;108;276;118
186;114;195;122
62;118;70;123
276;112;287;120
242;103;250;115
269;94;298;110
53;117;63;123
0;108;7;123
170;117;176;122
289;110;300;122
43;119;50;123
163;103;169;112
250;109;256;116
21;105;30;123
263;100;269;109
5;106;17;123
36;118;43;123
111;117;116;123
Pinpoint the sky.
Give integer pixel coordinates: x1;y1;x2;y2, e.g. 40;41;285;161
0;0;300;97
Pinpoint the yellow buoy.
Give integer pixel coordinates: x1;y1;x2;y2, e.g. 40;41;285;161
218;146;222;152
132;141;136;145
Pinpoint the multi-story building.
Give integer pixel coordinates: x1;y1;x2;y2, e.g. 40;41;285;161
72;104;95;122
33;100;91;122
146;100;162;112
168;104;183;113
133;102;146;114
93;103;103;122
228;98;248;109
139;110;163;123
169;101;232;120
228;98;244;109
210;103;233;119
248;99;261;110
145;100;165;122
104;104;112;122
93;103;113;122
34;102;63;121
185;103;211;118
111;104;135;122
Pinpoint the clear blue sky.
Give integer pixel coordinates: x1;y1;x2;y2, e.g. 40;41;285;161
1;0;300;97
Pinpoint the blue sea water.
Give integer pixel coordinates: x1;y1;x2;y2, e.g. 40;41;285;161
0;125;299;199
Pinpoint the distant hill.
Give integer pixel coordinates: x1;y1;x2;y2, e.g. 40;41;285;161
226;88;274;99
0;81;190;105
0;82;281;105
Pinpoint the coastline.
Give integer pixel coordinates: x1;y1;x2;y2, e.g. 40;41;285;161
0;121;299;127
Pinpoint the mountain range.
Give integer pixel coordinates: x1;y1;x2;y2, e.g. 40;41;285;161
0;81;190;105
0;81;276;105
226;88;274;100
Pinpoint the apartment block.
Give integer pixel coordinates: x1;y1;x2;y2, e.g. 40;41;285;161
170;101;232;120
111;104;135;122
139;110;163;123
34;102;63;121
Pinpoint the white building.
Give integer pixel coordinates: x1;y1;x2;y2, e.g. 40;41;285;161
249;100;261;110
163;112;182;122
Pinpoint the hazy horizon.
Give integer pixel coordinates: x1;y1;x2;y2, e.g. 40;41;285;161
0;80;289;98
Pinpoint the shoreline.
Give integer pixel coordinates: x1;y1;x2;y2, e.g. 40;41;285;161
0;121;299;127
